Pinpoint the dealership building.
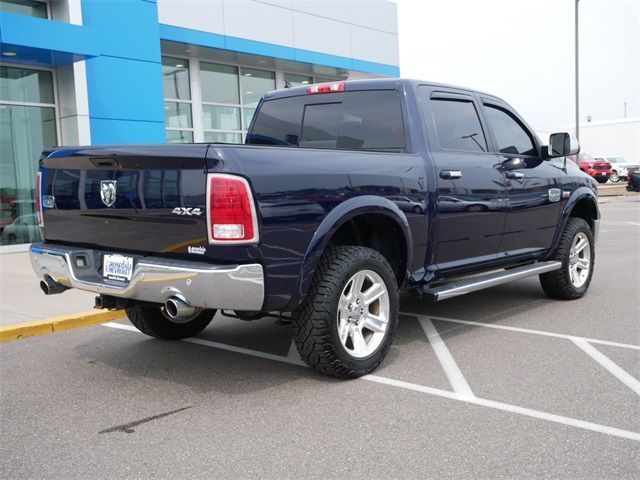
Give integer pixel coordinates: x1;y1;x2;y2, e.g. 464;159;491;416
0;0;400;248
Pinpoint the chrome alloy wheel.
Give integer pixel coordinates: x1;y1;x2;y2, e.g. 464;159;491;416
569;232;591;288
337;269;390;359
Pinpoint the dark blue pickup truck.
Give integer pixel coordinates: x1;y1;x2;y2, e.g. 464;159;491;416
30;79;599;378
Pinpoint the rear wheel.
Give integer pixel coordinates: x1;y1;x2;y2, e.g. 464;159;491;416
539;217;594;300
292;245;399;378
125;304;215;340
610;171;620;183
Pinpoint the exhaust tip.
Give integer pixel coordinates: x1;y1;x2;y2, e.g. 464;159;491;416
164;296;196;320
40;276;68;295
165;298;179;318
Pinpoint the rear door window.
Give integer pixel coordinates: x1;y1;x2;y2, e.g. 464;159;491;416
430;97;487;152
247;90;405;152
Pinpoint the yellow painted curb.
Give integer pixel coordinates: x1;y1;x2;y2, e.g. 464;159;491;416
0;310;125;343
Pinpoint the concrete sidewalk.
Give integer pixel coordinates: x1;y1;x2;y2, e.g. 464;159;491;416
0;251;97;327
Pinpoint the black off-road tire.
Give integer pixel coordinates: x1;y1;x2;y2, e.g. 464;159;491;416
125;304;215;340
539;217;595;300
595;176;609;184
292;245;399;379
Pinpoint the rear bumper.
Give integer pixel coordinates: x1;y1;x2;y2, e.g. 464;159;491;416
29;243;264;311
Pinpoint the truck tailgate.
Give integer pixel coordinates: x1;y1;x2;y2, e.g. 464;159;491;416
40;145;209;254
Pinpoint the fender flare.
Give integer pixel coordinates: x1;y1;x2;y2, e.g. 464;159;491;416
287;195;413;310
547;187;599;257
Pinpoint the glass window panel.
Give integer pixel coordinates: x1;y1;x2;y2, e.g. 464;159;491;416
0;66;54;104
204;132;242;144
200;62;239;104
0;104;56;245
483;105;536;156
0;0;47;18
202;105;240;131
248;91;405;152
241;68;275;107
164;101;192;128
166;130;193;143
162;56;190;100
284;73;312;87
431;99;487;152
242;108;255;130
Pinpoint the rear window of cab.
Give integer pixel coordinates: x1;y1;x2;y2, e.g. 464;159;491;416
246;90;406;152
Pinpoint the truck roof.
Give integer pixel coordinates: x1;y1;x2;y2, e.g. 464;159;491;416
264;78;502;102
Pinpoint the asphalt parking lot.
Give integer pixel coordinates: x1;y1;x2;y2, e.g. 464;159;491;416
1;196;639;479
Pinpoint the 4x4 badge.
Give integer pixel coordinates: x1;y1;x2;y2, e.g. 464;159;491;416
100;180;117;207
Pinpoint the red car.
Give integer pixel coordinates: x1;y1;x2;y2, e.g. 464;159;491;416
578;153;612;184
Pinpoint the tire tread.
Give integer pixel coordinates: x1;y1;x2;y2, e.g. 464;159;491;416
292;245;398;378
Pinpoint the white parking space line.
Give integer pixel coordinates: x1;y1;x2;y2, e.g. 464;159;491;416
104;321;291;364
601;221;640;226
418;316;475;398
402;313;640;351
102;322;640;442
571;338;640;396
365;375;640;442
286;340;306;366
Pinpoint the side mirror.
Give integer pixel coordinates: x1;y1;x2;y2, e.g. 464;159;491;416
547;132;579;158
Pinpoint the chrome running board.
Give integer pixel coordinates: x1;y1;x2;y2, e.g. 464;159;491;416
424;261;562;301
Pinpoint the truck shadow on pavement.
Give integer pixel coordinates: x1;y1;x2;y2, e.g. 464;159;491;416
70;278;557;392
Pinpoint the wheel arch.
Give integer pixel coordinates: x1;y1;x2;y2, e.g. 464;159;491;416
547;188;600;258
288;196;413;310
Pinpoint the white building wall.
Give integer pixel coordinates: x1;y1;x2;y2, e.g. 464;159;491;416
157;0;399;67
535;118;640;164
576;118;640;163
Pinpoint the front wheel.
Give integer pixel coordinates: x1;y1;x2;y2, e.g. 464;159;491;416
610;171;620;183
539;217;595;300
292;246;399;378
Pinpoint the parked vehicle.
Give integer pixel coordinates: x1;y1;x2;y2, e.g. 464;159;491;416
627;167;640;192
1;214;39;244
598;156;639;183
388;195;426;213
578;153;612;184
30;79;600;378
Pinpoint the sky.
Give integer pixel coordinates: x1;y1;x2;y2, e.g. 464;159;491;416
394;0;640;130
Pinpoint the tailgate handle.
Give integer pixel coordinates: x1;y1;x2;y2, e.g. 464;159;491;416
90;157;119;168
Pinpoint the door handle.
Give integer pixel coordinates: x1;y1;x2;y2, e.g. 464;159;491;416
505;171;524;180
440;170;463;180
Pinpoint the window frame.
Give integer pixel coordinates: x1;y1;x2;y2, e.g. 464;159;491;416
0;61;61;146
427;90;489;155
162;55;194;143
480;99;540;158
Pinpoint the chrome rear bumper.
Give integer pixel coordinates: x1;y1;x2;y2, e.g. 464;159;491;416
29;243;264;311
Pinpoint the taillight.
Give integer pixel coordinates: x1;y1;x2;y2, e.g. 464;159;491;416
36;171;44;228
206;174;258;244
307;82;345;94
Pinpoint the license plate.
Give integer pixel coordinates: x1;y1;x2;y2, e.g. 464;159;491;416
102;254;134;281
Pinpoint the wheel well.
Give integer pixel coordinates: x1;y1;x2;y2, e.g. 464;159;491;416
328;214;408;286
569;197;597;230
